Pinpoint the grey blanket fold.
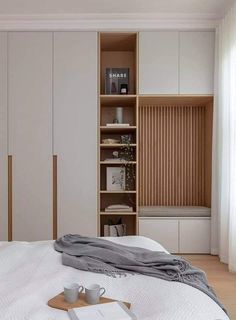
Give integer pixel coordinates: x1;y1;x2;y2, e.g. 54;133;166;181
54;234;226;314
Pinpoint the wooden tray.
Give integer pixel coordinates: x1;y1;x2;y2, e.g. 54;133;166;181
48;292;131;311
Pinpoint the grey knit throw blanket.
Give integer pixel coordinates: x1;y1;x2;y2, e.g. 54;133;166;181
54;234;226;314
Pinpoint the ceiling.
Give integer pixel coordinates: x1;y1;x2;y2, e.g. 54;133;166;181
0;0;234;18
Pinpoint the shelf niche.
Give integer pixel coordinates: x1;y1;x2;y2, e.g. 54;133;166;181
100;33;137;95
138;95;213;208
100;214;137;236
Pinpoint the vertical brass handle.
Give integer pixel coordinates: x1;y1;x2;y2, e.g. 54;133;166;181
8;155;13;241
53;155;57;240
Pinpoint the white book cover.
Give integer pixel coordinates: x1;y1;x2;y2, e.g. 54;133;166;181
106;124;130;127
68;301;137;320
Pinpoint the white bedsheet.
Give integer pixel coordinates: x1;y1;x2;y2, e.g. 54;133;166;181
0;236;228;320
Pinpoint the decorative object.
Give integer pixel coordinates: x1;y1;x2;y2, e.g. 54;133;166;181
106;167;125;191
102;138;120;144
121;134;132;144
120;84;128;94
105;68;129;95
112;151;119;159
104;218;127;237
115;107;124;124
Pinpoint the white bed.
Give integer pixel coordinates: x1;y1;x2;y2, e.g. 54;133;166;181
0;236;228;320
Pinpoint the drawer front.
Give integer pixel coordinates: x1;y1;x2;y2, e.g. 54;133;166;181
139;219;179;253
179;219;211;254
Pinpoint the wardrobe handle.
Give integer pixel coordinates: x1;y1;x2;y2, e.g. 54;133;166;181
8;155;13;241
53;155;58;240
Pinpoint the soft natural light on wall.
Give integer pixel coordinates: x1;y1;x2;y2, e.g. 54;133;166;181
211;0;236;272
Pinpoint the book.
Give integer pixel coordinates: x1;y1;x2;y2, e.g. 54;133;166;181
68;301;137;320
105;208;133;212
105;68;129;94
105;204;133;212
103;158;126;162
106;204;130;209
106;124;130;127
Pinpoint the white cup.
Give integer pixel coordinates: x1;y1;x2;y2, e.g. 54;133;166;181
64;283;84;304
85;284;106;305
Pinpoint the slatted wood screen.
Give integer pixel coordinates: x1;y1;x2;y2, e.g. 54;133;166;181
139;105;206;206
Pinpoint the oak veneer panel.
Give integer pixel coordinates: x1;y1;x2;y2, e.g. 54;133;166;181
8;32;53;241
0;32;8;241
139;104;212;207
205;102;213;206
100;33;137;52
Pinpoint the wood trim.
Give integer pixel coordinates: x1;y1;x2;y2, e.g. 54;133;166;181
53;155;57;239
8;155;12;241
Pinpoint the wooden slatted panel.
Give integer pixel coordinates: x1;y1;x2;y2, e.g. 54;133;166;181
139;105;205;206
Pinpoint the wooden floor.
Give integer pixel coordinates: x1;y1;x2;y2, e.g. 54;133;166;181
184;255;236;320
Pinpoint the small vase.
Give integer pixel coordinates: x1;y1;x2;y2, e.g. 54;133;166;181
116;107;123;124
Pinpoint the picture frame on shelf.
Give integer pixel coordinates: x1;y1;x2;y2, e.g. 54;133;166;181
106;167;126;191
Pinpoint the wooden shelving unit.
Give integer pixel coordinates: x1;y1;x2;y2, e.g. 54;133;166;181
98;32;138;236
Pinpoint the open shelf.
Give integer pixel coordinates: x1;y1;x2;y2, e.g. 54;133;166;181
100;211;137;215
100;192;136;212
100;33;137;95
98;32;138;237
100;144;137;148
100;161;136;164
100;214;137;236
100;190;137;194
100;95;137;127
100;95;137;103
100;126;137;133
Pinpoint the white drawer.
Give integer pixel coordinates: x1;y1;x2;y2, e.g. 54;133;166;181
139;218;179;253
179;219;211;254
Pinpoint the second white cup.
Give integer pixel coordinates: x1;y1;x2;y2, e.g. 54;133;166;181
85;284;106;305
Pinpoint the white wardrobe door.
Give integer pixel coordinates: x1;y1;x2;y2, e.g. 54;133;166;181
0;32;8;240
54;32;97;237
8;32;53;241
179;31;215;94
139;31;179;94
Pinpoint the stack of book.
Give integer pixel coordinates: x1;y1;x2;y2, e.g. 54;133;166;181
106;123;130;127
105;204;133;212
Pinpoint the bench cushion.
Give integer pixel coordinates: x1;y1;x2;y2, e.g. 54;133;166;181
139;206;211;217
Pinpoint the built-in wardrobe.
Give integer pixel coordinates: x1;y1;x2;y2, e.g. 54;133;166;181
0;30;215;254
0;32;97;241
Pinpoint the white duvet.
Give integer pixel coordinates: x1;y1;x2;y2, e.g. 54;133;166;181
0;236;228;320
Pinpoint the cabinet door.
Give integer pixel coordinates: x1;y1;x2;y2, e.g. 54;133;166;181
179;32;215;94
54;32;97;237
0;32;8;240
139;218;179;253
179;219;211;253
139;32;179;94
8;32;53;241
